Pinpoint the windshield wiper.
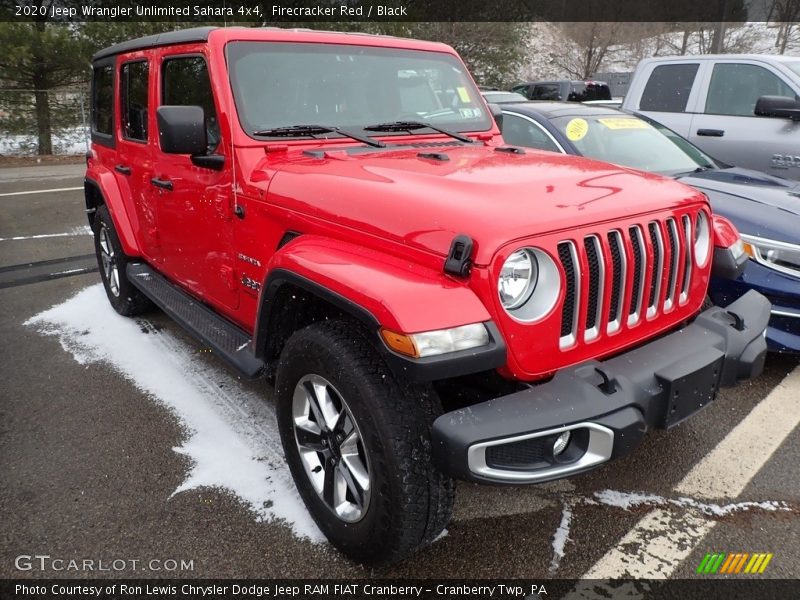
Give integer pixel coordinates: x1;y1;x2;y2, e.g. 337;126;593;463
363;121;476;144
673;165;715;178
252;124;385;148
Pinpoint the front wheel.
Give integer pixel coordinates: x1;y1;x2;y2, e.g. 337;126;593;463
275;320;454;564
93;205;152;316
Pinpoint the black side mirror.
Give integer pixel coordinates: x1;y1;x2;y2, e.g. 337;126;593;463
157;105;207;154
754;95;800;121
488;102;504;131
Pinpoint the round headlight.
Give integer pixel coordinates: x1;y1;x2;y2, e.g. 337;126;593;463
694;211;711;267
498;249;537;309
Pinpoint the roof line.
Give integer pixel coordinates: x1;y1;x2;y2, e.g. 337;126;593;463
92;26;220;62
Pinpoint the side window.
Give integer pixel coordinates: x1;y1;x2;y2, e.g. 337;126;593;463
121;61;149;142
501;114;561;153
162;56;219;150
533;84;561;101
705;63;797;117
511;84;533;99
567;83;587;101
640;64;699;112
92;64;114;138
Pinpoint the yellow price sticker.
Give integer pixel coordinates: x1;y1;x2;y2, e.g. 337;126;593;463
565;118;589;141
597;117;651;130
456;86;471;103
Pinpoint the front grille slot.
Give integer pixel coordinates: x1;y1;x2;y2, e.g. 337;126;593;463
681;215;693;304
558;241;580;348
647;222;664;318
628;226;646;325
606;231;626;333
583;236;604;340
665;218;680;310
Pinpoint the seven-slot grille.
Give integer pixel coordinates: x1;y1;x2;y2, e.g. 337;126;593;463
558;214;695;349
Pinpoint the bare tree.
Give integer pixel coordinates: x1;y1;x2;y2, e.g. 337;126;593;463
552;22;623;79
769;0;800;53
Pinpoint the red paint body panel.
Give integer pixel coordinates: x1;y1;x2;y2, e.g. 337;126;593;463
259;147;706;265
89;27;716;383
268;236;491;333
712;214;742;248
85;163;141;256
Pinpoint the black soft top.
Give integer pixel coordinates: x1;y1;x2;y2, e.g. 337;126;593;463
92;26;219;62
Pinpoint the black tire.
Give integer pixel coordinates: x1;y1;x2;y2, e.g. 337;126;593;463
275;320;454;564
93;205;152;317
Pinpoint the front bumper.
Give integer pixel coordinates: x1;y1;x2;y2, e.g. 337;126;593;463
431;290;770;484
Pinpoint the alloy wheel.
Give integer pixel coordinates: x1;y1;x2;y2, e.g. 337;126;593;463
291;374;371;522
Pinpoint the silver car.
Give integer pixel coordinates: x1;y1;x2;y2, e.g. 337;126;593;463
622;55;800;179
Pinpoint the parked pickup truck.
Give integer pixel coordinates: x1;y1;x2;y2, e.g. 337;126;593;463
86;26;769;564
622;55;800;178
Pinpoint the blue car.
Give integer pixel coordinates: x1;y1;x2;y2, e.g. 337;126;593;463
498;101;800;352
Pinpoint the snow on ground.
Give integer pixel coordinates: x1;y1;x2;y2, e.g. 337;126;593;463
548;500;574;575
591;489;790;517
0;225;92;242
0;127;89;157
25;284;324;542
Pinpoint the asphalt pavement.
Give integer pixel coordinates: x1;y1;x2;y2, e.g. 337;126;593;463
0;163;798;583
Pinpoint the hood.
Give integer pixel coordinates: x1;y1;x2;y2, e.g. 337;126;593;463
261;145;706;265
677;167;800;244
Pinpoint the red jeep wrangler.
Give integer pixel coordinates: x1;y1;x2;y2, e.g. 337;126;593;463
85;27;769;563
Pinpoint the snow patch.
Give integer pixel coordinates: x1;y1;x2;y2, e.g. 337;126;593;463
432;528;449;544
25;284;324;542
0;225;92;242
549;500;573;575
593;489;790;517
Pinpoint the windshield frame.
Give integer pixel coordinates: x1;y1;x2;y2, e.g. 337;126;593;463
224;40;493;143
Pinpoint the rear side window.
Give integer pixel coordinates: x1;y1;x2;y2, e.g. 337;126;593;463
532;84;561;100
162;56;219;149
510;84;529;97
92;64;114;138
568;83;611;102
640;64;699;112
501;113;561;152
705;63;797;116
121;61;149;142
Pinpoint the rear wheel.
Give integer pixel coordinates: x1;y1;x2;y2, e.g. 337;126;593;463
275;320;454;564
93;205;152;316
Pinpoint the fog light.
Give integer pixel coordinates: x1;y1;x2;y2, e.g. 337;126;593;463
552;431;571;456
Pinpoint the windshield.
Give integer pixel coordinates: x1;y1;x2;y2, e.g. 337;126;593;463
226;41;492;138
551;114;715;175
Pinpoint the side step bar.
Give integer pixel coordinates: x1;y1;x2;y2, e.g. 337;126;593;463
127;263;265;379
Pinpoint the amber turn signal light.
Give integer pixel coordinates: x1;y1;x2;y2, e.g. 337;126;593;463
380;329;419;358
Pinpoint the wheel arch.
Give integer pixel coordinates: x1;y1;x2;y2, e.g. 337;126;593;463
84;172;140;256
254;238;505;382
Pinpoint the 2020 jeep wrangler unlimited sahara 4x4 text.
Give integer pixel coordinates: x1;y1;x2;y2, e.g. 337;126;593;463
85;27;769;564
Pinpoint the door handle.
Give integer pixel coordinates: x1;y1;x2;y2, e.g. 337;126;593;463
697;129;725;137
115;164;131;175
150;177;173;191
